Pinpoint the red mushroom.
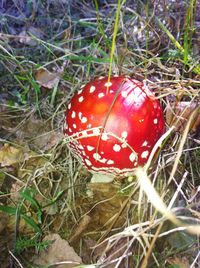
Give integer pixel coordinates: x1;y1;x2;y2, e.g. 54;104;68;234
64;76;165;182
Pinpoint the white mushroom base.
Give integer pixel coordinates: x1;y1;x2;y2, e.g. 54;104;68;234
91;173;115;183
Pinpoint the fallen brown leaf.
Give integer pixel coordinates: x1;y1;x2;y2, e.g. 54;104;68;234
166;101;200;133
35;67;62;89
15;115;63;151
0;144;24;167
33;233;82;268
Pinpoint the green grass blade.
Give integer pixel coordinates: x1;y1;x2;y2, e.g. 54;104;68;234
93;0;111;48
20;188;42;224
0;205;17;215
155;16;200;74
108;0;123;82
183;0;196;64
65;55;109;63
21;214;42;234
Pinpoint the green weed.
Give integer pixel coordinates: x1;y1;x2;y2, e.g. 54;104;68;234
0;187;42;234
15;235;50;254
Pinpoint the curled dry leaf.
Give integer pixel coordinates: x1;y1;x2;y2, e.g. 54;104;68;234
28;130;63;151
0;144;25;167
36;131;63;151
15;115;63;151
166;101;200;132
35;67;62;89
0;143;49;168
33;233;82;268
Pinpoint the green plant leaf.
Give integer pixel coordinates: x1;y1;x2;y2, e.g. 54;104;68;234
0;205;17;215
20;188;42;224
155;16;200;74
20;188;40;211
66;55;109;63
21;214;42;234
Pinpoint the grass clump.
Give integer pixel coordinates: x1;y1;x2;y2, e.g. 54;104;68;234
0;0;199;267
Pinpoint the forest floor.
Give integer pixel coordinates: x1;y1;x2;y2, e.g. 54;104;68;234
0;1;200;267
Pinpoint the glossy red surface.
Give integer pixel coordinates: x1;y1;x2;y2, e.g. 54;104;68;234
64;76;165;176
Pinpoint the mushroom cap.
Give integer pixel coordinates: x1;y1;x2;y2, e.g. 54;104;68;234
64;76;165;176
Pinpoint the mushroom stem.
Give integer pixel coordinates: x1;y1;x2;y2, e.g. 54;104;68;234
91;173;114;183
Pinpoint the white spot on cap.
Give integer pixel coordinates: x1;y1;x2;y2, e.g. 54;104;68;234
78;89;83;95
139;119;144;123
78;96;84;102
121;131;128;139
129;152;136;162
87;145;95;151
69;128;72;133
89;85;96;93
100;158;107;164
92;153;107;164
107;159;114;165
78;112;82;120
85;159;92;166
78;144;84;150
101;133;109;141
105;81;112;87
113;144;121;152
81;117;87;123
93;153;101;161
68;103;71;110
98;93;105;98
73;124;77;129
141;150;149;158
142;141;148;147
121;91;128;98
81;84;85;88
110;90;114;94
71;111;76;118
87;123;92;128
154;118;158;124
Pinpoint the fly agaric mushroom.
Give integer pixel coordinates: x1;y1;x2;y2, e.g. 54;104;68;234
64;76;165;182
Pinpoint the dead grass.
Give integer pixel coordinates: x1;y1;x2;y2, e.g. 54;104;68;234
0;0;200;267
